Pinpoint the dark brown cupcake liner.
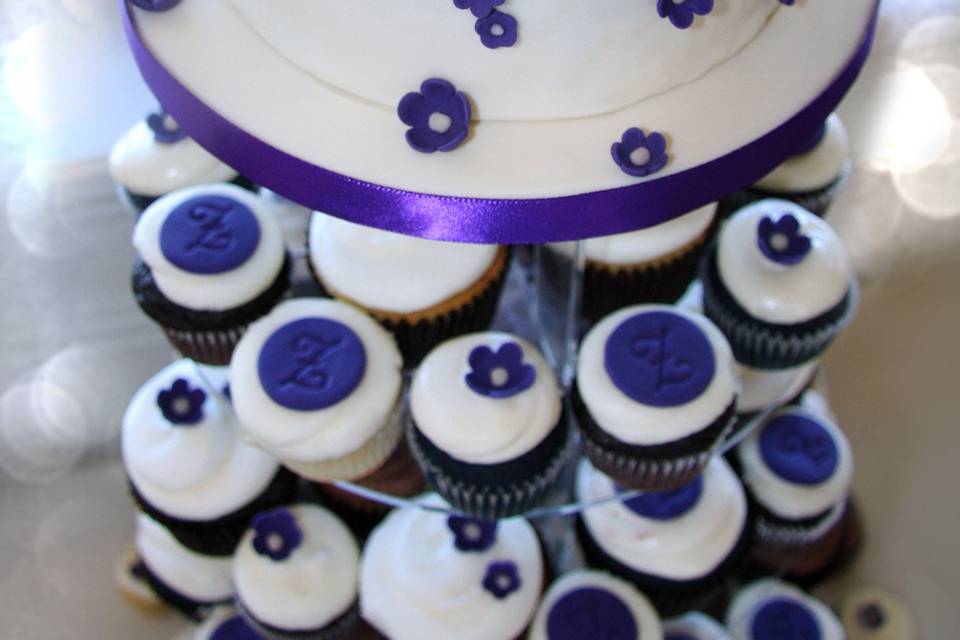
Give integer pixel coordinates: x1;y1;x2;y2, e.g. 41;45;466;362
716;169;847;221
162;325;247;366
239;599;360;640
129;467;299;557
752;499;847;553
134;559;227;622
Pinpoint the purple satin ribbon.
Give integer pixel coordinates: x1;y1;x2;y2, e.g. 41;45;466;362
122;1;877;244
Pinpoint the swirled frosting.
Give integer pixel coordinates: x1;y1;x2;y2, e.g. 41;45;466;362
754;115;849;193
726;579;844;640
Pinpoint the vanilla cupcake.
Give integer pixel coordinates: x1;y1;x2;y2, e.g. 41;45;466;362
664;613;733;640
409;332;567;519
528;570;663;640
724;360;819;448
726;579;843;640
307;212;509;366
360;495;544;640
575;305;738;490
110;109;252;213
575;457;749;616
234;504;360;640
132;183;290;364
702;200;856;369
123;360;296;556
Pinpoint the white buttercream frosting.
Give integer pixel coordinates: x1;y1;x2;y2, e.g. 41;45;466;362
726;579;844;640
230;298;403;463
754;114;849;193
135;514;233;603
736;361;818;414
664;612;733;640
736;405;852;520
360;495;543;640
528;570;663;640
410;332;562;464
234;504;359;631
109;117;238;196
550;203;716;266
308;212;499;314
133;183;287;311
716;200;852;325
577;457;746;581
194;607;250;640
122;359;280;521
576;305;738;446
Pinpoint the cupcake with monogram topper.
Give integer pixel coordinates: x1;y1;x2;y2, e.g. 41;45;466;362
132;183;290;364
408;332;567;519
726;579;844;640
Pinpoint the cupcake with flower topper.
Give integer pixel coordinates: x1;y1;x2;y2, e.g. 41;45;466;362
408;332;567;519
359;494;544;640
701;200;857;370
122;359;296;556
726;579;844;640
233;505;360;640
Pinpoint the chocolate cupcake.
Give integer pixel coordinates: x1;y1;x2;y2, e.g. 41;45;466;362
132;183;290;364
726;579;844;640
122;359;296;556
408;332;567;519
702;200;856;370
359;494;544;640
575;305;738;490
663;612;733;640
307;212;509;366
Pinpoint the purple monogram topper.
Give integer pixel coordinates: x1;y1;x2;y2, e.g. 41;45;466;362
483;561;521;599
546;587;639;640
657;0;714;29
619;476;704;520
611;128;669;178
447;516;498;552
156;378;206;425
145;108;188;144
757;213;812;266
751;598;821;640
251;508;303;562
159;194;261;274
465;341;536;399
210;615;262;640
398;78;472;153
759;413;839;485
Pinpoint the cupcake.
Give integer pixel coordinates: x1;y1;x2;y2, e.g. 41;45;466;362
123;359;296;556
720;114;850;219
547;203;718;324
194;607;265;639
840;587;916;640
663;613;732;640
134;513;234;621
408;332;567;519
360;494;544;640
528;570;663;640
725;360;819;448
575;457;749;616
574;305;738;490
734;400;853;578
109;108;252;214
132;183;290;364
234;505;360;640
726;579;844;640
701;200;856;370
230;298;415;495
307;212;509;366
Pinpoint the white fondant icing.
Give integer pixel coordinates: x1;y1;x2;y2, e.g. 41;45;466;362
528;570;663;640
550;203;716;265
109;118;238;196
308;212;499;314
133;183;287;311
229;298;403;463
122;359;280;521
410;332;562;465
736;360;818;414
576;457;747;581
664;612;733;640
754;114;849;193
360;494;543;640
736;405;852;520
716;200;853;325
576;305;738;446
726;579;844;640
135;514;233;602
233;504;359;631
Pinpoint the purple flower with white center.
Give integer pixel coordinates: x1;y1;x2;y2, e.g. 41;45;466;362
657;0;714;29
475;11;518;49
251;508;303;562
757;213;812;265
447;516;498;552
465;341;536;399
453;0;504;18
611;128;669;178
483;561;521;599
156;378;206;425
129;0;182;12
145;109;188;144
397;78;472;153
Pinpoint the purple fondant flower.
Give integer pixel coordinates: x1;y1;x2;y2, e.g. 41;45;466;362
611;128;669;178
483;561;521;599
397;78;472;153
475;11;517;49
447;516;498;552
251;508;303;562
757;213;812;265
156;378;206;425
465;341;536;399
657;0;714;29
146;109;188;144
130;0;182;12
453;0;504;18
